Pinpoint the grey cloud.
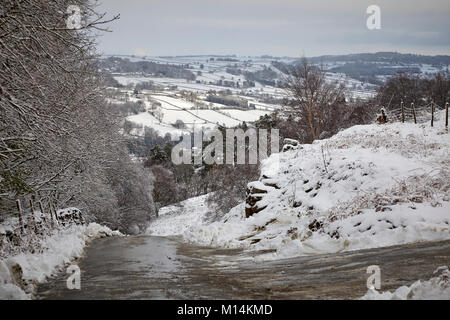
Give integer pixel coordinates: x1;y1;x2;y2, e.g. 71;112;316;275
96;0;450;56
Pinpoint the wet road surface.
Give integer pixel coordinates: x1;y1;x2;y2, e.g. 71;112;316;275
36;236;450;299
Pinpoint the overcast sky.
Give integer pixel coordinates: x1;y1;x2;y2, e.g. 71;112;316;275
95;0;450;57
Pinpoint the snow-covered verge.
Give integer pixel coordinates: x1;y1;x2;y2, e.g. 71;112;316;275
147;194;211;237
360;266;450;300
148;111;450;261
0;222;122;300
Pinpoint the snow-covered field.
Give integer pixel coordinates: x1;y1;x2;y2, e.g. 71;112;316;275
126;112;189;137
110;54;383;142
112;55;378;97
123;90;276;137
147;111;450;261
111;54;380;139
218;109;271;122
0;223;122;299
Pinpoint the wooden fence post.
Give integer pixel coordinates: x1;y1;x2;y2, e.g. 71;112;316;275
38;200;44;214
29;199;36;223
16;200;24;234
51;203;59;224
30;199;38;232
446;102;449;129
48;199;54;227
411;103;417;124
401;101;405;123
38;200;47;230
431;102;434;127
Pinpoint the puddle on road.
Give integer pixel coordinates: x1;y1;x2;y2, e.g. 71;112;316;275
35;236;450;300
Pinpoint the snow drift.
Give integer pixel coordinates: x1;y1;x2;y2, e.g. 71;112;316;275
360;266;450;300
0;223;122;300
148;112;450;261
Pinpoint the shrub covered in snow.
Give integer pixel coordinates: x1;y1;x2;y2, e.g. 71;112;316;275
1;207;86;259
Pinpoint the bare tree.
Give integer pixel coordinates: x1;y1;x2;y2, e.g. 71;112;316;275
376;72;423;108
153;107;164;123
376;72;449;110
282;58;347;142
0;1;153;232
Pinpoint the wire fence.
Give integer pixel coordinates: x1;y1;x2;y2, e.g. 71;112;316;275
384;101;449;128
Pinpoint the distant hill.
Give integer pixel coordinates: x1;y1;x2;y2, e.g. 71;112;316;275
100;52;449;87
98;56;196;81
304;52;450;85
308;52;450;66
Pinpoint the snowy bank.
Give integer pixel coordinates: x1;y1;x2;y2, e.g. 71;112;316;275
147;194;211;237
148;112;450;261
360;266;450;300
0;223;122;299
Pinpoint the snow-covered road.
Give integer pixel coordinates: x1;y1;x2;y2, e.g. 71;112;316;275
35;236;450;299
